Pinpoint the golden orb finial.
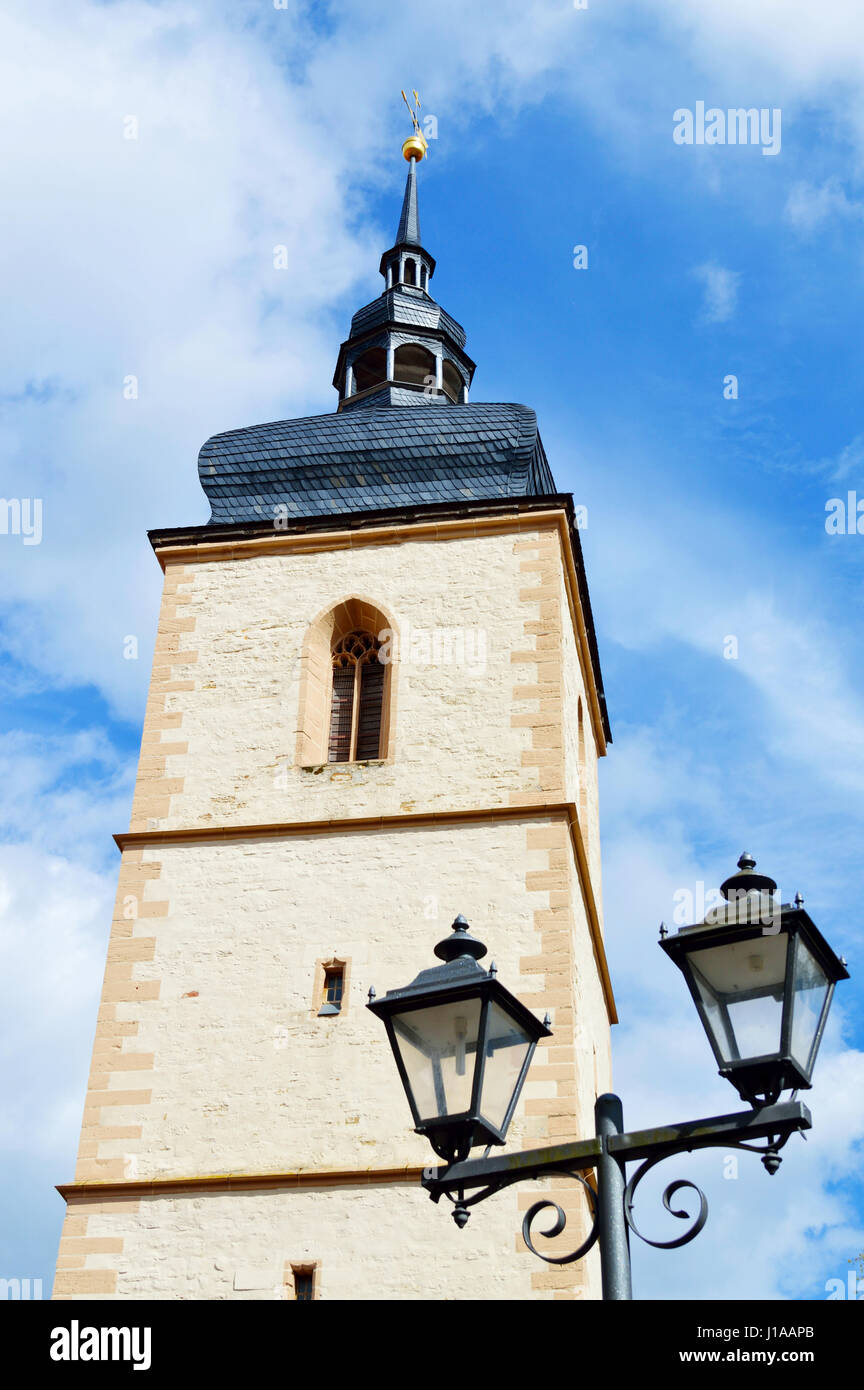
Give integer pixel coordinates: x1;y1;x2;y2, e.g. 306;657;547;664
402;133;428;161
400;88;428;160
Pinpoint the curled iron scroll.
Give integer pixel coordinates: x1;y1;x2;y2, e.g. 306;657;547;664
624;1157;708;1250
521;1170;599;1265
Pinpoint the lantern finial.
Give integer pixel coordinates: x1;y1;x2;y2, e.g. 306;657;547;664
434;915;488;963
720;852;778;901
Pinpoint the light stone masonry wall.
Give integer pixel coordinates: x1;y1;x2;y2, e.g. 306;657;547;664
81;822;586;1179
56;1181;599;1301
74;815;612;1179
129;522;605;833
56;814;606;1300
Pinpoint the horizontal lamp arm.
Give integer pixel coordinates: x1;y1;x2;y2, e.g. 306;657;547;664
608;1099;811;1163
422;1134;603;1198
421;1100;812;1200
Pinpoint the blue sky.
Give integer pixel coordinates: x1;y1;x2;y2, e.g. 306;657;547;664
1;0;863;1300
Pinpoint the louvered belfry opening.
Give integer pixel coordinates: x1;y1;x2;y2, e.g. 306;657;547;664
328;664;355;762
327;630;385;762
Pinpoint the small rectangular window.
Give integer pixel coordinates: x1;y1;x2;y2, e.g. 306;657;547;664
292;1266;316;1301
318;964;344;1016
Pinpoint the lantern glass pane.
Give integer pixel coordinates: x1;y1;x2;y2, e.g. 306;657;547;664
789;937;830;1073
689;932;789;1063
391;999;482;1122
478;1001;534;1131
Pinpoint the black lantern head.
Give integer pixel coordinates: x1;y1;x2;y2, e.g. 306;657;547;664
661;854;849;1108
367;916;552;1163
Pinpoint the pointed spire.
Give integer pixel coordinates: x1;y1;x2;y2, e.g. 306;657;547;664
396;156;421;247
333;114;475;410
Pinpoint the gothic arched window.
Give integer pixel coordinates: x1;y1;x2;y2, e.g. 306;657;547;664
328;630;385;762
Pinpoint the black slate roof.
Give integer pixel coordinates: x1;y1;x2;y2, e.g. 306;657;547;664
198;402;556;524
350;286;466;344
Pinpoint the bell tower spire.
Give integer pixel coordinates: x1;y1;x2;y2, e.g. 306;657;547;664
332;94;475;411
377;145;436;299
396;151;422;247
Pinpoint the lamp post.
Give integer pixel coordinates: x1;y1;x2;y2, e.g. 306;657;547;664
367;855;849;1299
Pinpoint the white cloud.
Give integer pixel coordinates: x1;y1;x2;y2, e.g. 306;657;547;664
652;0;864;92
693;260;741;322
808;431;864;483
0;0;383;715
620;1028;864;1300
0;842;112;1160
785;179;864;234
586;482;864;803
0;729;133;867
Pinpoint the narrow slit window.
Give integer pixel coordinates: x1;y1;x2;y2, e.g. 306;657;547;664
327;630;384;762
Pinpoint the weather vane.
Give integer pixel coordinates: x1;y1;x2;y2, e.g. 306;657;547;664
400;88;428;162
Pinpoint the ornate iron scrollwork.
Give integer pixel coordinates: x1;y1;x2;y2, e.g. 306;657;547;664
624;1159;708;1250
521;1171;599;1265
622;1127;796;1252
421;1100;811;1287
440;1166;599;1267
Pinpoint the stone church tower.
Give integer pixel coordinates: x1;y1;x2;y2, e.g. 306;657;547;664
53;138;615;1301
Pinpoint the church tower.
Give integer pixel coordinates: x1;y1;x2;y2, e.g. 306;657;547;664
53;131;615;1302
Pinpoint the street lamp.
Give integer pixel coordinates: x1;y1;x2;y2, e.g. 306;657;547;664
367;856;849;1299
367;915;551;1164
661;854;849;1107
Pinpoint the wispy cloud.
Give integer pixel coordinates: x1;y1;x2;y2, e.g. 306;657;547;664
692;261;741;323
784;179;864;236
0;727;134;866
807;432;864;483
